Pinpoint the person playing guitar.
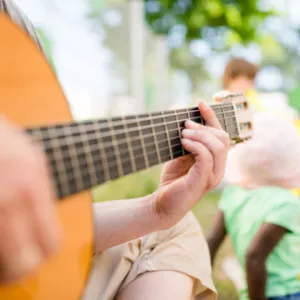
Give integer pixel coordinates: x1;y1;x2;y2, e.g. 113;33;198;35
0;1;231;299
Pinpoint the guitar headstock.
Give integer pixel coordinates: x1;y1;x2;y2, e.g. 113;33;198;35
213;90;252;144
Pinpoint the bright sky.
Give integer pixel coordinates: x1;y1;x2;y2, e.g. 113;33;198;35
14;0;111;120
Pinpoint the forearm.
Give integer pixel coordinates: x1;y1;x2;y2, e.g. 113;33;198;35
92;194;161;252
246;257;267;300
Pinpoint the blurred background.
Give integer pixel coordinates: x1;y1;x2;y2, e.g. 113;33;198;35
15;0;300;298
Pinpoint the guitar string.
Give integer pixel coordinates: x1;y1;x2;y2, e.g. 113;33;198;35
32;110;236;146
46;101;245;196
47;117;239;192
50;123;239;190
43;116;239;193
54;147;201;196
46;119;238;164
57;143;231;197
27;102;236;133
28;106;237;140
42;118;238;157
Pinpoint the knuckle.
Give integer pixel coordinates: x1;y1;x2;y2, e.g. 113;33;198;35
207;177;217;190
220;131;230;147
195;142;206;155
214;142;226;153
213;177;222;187
194;128;203;139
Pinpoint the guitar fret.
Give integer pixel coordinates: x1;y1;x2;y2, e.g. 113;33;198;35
175;110;185;155
122;116;137;172
186;108;193;154
78;125;98;188
150;112;162;164
92;121;111;182
135;115;150;168
162;111;174;160
44;128;69;197
107;118;124;178
186;108;191;120
26;99;244;200
61;126;84;195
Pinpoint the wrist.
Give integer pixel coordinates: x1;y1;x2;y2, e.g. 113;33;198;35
146;190;183;231
140;192;165;232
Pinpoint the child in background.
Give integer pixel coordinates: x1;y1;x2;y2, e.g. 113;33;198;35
222;58;298;121
207;114;300;300
223;57;300;197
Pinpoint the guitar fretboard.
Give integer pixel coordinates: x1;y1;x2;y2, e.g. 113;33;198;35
26;103;238;199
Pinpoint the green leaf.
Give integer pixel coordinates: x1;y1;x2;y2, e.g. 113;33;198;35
188;12;206;29
205;0;224;18
225;5;242;28
259;34;285;63
226;30;242;47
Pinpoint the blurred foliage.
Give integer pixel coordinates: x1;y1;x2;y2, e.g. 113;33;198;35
89;0;125;15
144;0;276;46
289;84;300;112
144;0;280;94
93;167;161;201
90;0;105;13
170;42;210;92
36;27;55;69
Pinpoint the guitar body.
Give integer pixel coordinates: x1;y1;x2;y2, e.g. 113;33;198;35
0;15;93;299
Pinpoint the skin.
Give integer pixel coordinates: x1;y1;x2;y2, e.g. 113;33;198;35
226;76;255;94
0;101;230;284
245;223;287;300
116;270;195;300
93;101;230;252
207;210;287;300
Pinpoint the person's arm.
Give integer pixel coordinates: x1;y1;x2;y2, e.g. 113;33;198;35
245;223;287;300
93;195;159;252
92;101;230;252
206;210;227;264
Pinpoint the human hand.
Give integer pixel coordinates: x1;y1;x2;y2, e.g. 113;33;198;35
0;118;60;284
152;101;230;228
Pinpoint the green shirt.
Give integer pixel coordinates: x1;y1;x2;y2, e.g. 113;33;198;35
219;185;300;299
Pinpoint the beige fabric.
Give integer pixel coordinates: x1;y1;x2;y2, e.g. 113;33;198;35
82;212;217;300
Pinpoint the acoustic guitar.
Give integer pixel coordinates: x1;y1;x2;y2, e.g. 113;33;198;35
0;14;252;300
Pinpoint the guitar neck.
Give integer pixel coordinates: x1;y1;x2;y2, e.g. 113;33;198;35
26;102;239;199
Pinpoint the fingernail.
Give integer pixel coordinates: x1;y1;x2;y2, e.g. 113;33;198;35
181;138;193;145
182;129;193;137
200;100;210;109
185;120;194;126
185;120;200;129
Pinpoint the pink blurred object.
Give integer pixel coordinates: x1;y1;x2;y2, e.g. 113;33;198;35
224;112;300;188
